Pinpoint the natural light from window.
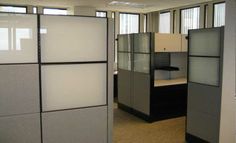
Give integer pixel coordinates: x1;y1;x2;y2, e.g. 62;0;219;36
119;13;139;34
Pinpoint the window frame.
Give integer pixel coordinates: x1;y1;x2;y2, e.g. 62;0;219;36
0;5;27;14
119;12;140;34
180;6;200;34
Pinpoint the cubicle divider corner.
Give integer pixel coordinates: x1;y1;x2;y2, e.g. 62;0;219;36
0;13;113;143
186;27;224;143
117;32;187;123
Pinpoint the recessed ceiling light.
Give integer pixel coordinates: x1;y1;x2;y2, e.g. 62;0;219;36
109;1;148;8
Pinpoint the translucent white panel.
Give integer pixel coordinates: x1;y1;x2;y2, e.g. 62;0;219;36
40;15;107;62
118;53;131;70
0;14;38;63
134;54;150;73
189;29;221;56
159;12;171;34
189;57;219;86
118;35;131;52
41;64;107;111
134;33;150;53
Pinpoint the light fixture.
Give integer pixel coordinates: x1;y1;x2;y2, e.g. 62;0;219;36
109;1;148;8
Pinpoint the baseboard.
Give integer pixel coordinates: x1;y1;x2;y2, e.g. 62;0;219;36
186;133;209;143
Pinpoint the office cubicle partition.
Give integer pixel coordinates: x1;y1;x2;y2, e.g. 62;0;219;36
186;27;224;143
118;33;187;122
0;13;113;143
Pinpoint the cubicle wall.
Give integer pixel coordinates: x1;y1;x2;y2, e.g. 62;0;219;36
0;13;112;143
0;13;41;143
186;27;224;143
118;33;152;117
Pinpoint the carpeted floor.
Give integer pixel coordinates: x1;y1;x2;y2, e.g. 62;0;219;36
113;103;186;143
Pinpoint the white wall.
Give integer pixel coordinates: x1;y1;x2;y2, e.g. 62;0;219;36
219;0;236;143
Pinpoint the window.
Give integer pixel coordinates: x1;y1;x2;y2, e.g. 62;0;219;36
144;14;147;33
181;7;200;34
159;12;171;33
0;5;26;13
96;11;107;17
214;3;225;27
112;12;115;19
204;5;208;28
33;7;37;14
43;8;67;15
119;13;139;34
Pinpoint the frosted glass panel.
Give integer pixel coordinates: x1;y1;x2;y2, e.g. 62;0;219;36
134;33;150;53
41;64;107;111
134;54;150;73
118;35;131;52
189;29;221;56
40;15;107;62
118;53;131;70
0;14;38;63
189;57;219;86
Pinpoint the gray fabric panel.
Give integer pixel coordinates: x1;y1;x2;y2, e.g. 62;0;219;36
118;69;132;107
188;82;221;116
0;113;41;143
0;64;40;116
187;110;219;143
133;72;150;115
42;106;107;143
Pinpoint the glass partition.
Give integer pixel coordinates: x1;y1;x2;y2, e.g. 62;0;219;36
134;54;150;73
40;15;107;63
189;57;219;86
188;28;222;86
0;14;38;63
118;53;131;70
42;64;107;111
118;35;131;52
189;29;221;56
133;33;150;53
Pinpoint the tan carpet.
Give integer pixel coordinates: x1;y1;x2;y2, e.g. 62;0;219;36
113;103;186;143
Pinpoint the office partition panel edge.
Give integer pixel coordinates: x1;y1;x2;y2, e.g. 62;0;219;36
0;13;112;143
186;27;224;143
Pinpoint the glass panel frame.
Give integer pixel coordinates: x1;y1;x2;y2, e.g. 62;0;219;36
188;57;220;86
189;28;221;57
41;64;107;111
0;13;38;63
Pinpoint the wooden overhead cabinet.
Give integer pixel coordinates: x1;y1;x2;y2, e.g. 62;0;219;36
155;33;182;52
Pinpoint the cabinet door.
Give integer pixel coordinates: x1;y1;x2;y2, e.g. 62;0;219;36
155;33;181;52
181;34;188;52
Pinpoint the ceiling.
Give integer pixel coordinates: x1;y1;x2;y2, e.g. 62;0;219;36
0;0;213;13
